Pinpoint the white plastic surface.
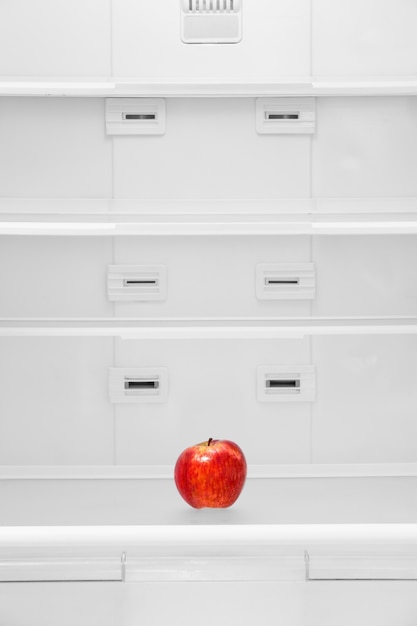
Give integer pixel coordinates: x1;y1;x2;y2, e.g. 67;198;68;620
313;98;417;198
312;0;417;78
0;581;308;626
1;334;416;467
113;0;310;81
0;98;112;198
256;263;316;301
312;335;417;463
0;338;114;465
0;0;416;96
1;319;417;338
107;265;167;302
112;98;311;199
0;522;416;588
0;0;112;78
3;78;417;97
1;476;416;526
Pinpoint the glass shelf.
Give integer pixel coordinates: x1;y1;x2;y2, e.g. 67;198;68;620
0;468;415;582
1;77;417;97
0;524;415;583
1;317;417;338
1;198;417;236
2;554;417;583
1;463;416;481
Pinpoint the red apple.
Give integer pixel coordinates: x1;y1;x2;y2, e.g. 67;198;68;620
174;438;247;509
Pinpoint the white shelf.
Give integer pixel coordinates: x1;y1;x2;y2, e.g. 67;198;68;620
313;78;417;97
3;523;412;552
2;217;417;236
113;78;313;98
1;199;417;236
1;317;417;338
0;471;414;582
0;472;414;525
1;77;417;97
0;524;415;583
0;78;117;97
2;463;417;481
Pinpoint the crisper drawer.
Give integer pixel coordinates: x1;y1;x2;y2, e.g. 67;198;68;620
0;334;416;467
1;234;417;318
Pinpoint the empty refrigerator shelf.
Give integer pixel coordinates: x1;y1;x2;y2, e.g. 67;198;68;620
1;198;417;235
1;317;417;338
2;463;417;481
1;214;417;236
0;524;416;583
1;77;417;97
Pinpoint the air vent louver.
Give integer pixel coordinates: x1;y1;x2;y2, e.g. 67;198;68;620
181;0;242;43
184;0;241;13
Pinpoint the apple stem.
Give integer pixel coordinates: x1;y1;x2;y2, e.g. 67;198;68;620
207;438;213;446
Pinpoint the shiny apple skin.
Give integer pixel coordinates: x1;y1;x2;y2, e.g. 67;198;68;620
174;439;247;509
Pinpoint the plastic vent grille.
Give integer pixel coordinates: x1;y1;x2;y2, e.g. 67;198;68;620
184;0;241;13
181;0;242;43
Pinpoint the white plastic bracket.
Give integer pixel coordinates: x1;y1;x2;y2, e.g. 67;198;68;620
109;368;169;404
256;263;316;300
257;365;316;403
106;98;166;135
181;0;242;44
256;98;316;134
107;265;167;302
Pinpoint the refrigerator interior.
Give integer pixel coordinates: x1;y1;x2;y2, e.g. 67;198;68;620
0;0;417;624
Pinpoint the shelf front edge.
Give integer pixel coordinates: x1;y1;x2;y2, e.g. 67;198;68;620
1;463;416;481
